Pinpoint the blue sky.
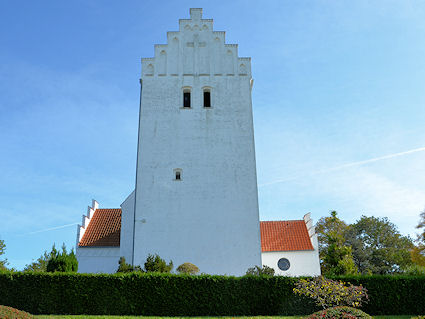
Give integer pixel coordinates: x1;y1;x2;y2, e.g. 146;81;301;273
1;0;425;270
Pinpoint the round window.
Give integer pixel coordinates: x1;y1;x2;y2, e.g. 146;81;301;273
277;258;290;271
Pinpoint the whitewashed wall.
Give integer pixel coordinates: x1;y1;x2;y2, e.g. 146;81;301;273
76;247;120;274
262;250;321;277
133;8;261;275
120;190;135;262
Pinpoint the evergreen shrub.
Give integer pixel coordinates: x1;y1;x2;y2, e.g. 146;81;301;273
0;272;424;316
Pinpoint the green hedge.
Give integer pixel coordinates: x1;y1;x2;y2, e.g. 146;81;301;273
0;271;424;316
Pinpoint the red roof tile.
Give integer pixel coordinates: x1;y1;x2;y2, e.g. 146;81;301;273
79;209;122;247
260;220;314;252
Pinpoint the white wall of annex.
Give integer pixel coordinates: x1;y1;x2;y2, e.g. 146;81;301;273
262;250;321;277
76;247;120;274
120;190;135;262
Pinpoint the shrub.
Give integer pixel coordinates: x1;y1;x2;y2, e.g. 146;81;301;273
293;276;368;309
144;254;173;273
246;265;275;276
403;264;425;275
0;272;424;316
176;262;199;274
46;244;78;272
117;257;142;273
305;306;372;319
0;305;34;319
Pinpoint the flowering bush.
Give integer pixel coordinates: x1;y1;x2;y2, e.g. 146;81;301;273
0;305;34;319
176;262;200;274
304;306;372;319
293;276;368;309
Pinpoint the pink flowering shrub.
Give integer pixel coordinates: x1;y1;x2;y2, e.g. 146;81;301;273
304;306;372;319
0;305;34;319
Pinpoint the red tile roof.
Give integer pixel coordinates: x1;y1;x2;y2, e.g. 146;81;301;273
78;208;122;247
78;209;313;252
260;220;314;252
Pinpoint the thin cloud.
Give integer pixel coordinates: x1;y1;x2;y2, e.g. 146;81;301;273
24;222;79;235
259;146;425;187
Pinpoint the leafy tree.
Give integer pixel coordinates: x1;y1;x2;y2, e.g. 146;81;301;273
346;216;413;274
411;209;425;267
245;265;275;276
0;238;7;270
144;254;173;273
24;247;58;272
316;211;357;275
46;243;78;272
316;211;349;255
403;264;425;275
116;256;142;273
417;209;425;243
176;262;200;275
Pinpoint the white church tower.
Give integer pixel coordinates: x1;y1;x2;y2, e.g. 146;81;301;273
130;8;261;275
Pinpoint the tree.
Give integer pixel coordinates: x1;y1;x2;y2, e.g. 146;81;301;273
24;247;58;272
0;238;7;270
46;243;78;272
316;211;357;276
176;262;200;275
346;216;413;274
116;256;142;273
411;209;425;267
245;265;275;276
315;211;349;256
417;209;425;243
144;254;173;273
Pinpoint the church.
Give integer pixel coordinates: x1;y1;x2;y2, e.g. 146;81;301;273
75;8;321;277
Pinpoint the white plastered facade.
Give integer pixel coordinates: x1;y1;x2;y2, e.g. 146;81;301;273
132;8;261;276
75;8;321;277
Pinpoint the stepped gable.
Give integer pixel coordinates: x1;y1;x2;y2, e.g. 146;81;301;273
78;208;122;247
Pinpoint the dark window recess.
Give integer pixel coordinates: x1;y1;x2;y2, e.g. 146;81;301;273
204;91;211;107
183;92;191;108
175;171;181;180
277;258;290;271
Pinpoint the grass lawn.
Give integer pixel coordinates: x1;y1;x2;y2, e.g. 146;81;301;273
34;316;415;319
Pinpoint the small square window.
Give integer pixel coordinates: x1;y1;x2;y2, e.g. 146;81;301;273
175;171;181;180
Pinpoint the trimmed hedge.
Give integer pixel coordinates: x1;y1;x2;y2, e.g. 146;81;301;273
0;271;424;316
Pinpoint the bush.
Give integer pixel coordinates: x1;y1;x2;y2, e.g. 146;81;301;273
46;244;77;272
0;305;34;319
144;254;173;273
246;265;275;276
403;264;425;275
176;262;199;274
293;276;368;309
305;306;372;319
116;257;142;273
0;272;424;316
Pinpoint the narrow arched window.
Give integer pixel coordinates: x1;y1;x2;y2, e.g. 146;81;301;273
203;88;211;108
183;88;191;108
174;168;182;181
